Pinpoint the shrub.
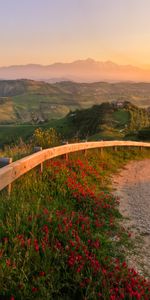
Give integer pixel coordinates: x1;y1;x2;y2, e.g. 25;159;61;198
33;128;61;148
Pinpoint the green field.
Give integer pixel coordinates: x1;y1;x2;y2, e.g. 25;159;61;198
0;117;74;147
0;125;38;147
113;110;130;127
0;101;150;147
0;80;150;125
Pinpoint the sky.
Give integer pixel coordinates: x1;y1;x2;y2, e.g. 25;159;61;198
0;0;150;67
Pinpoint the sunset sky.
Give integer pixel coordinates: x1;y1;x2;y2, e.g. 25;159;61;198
0;0;150;68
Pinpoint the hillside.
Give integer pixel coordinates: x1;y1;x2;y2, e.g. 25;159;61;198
0;80;70;124
0;101;150;147
61;101;150;140
0;79;150;125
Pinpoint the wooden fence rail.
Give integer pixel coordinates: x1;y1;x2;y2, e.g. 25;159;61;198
0;141;150;193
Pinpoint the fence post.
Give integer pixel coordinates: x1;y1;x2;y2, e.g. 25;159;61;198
0;157;13;195
83;140;87;157
65;142;69;161
61;141;69;161
33;146;43;172
100;147;103;156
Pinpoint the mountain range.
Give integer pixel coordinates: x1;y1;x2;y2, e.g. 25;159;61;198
0;59;150;82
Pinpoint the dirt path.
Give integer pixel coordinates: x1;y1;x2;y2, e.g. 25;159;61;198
112;159;150;278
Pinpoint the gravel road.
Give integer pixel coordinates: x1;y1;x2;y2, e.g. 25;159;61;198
112;159;150;278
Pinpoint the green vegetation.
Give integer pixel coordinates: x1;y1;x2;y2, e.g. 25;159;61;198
0;147;150;299
0;79;150;147
0;117;73;148
0;128;61;160
0;79;150;125
112;110;130;127
129;106;150;131
64;102;150;140
33;128;61;148
0;101;150;147
0;125;38;147
138;127;150;141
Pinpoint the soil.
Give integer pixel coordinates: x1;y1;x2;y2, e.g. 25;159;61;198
112;159;150;278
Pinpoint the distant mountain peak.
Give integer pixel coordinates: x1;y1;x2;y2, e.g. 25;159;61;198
0;59;150;82
105;60;117;66
72;58;96;65
85;58;96;63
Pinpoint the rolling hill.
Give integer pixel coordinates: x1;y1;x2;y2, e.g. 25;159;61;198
60;101;150;140
0;101;150;147
0;79;150;125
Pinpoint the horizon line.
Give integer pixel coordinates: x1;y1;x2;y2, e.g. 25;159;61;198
0;58;148;70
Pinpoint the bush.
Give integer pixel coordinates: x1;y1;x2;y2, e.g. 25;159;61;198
138;128;150;141
33;128;61;148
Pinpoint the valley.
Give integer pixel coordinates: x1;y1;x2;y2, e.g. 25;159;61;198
0;101;150;147
0;79;150;125
0;79;150;146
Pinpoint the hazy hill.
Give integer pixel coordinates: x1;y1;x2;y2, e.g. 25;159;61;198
0;59;150;82
0;79;150;124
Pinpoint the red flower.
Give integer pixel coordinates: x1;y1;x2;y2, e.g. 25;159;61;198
34;239;39;252
43;208;49;215
32;287;38;293
6;259;11;267
27;238;31;247
55;240;62;250
42;224;49;234
39;271;45;277
102;268;107;275
110;295;116;300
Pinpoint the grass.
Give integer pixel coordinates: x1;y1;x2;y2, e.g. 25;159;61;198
0;116;75;148
0;99;16;123
88;129;123;141
0;125;38;147
113;110;130;127
0;100;150;147
0;107;78;147
0;147;150;299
